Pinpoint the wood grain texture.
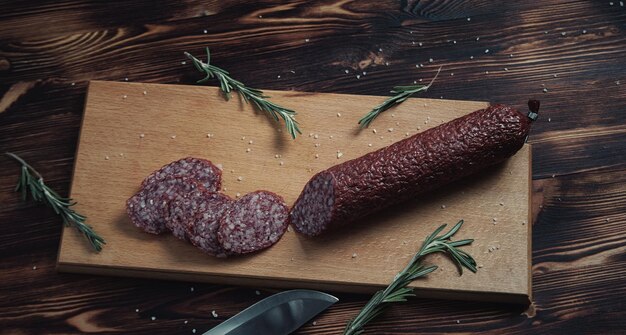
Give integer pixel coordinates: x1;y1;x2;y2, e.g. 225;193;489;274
1;0;625;334
57;81;531;304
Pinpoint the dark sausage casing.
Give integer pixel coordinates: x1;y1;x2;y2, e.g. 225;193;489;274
290;104;532;236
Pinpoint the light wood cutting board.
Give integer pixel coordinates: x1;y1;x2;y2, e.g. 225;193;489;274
57;80;532;304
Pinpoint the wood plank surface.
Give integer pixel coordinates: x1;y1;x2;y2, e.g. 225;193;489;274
58;81;531;304
1;1;625;334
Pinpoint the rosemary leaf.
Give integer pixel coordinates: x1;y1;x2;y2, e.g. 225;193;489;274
342;220;476;335
358;66;442;128
5;152;105;252
184;48;302;139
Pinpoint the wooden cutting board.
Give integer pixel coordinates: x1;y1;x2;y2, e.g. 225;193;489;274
58;80;532;304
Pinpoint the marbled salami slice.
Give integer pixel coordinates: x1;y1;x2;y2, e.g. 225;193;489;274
141;157;222;192
166;189;233;257
217;191;289;255
126;176;201;234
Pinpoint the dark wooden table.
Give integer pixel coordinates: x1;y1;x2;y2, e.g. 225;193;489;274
1;1;625;334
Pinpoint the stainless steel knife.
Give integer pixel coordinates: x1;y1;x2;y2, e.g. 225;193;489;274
203;289;338;335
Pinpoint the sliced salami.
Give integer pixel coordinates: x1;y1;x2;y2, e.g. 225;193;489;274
126;176;201;235
141;157;222;192
217;191;289;255
167;189;233;257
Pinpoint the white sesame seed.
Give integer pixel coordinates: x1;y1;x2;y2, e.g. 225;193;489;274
212;310;218;318
378;48;383;52
548;117;551;122
582;29;587;34
510;54;514;58
119;153;124;157
368;143;372;147
315;154;319;158
314;143;320;147
344;69;349;74
621;1;624;6
305;38;310;42
476;37;480;41
453;40;457;44
356;75;361;79
122;95;127;99
139;133;145;138
279;161;284;166
470;56;474;60
387;128;394;132
416;64;420;68
190;287;194;292
478;264;483;268
561;32;566;36
277;75;281;79
32;266;37;270
171;135;176;139
418;42;423;47
610;1;614;5
237;176;243;181
412;41;416;45
554;74;558;78
181;61;186;65
192;329;196;333
71;82;75;86
105;156;109;160
372;129;377;134
486;71;489;74
616;80;621;85
151;316;156;321
543;88;548;93
441;205;446;209
467;17;471;21
124;77;128;81
337;112;341;117
135;309;140;313
428;58;433;63
504;68;508;71
314;134;319;139
385;62;389;66
329;135;333;139
313;321;318;326
184;320;188;324
456;320;460;324
484;49;489;54
203;29;207;34
337;152;343;158
255;290;261;295
236;193;241;198
248;140;253;144
352;253;357;258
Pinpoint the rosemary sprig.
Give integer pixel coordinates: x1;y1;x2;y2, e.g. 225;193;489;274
184;48;302;139
358;66;442;128
5;152;105;252
343;219;476;335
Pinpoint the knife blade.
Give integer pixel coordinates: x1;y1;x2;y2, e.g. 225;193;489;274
203;289;338;335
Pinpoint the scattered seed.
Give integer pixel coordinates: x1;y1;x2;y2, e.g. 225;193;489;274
504;68;508;71
255;290;261;295
372;129;377;134
314;134;319;139
279;161;284;166
385;62;389;66
429;58;433;63
484;49;490;54
190;287;194;292
139;133;145;138
470;56;474;60
478;264;483;268
450;72;454;76
171;135;176;139
548;117;551;122
123;95;127;99
71;82;76;86
313;321;318;326
329;135;333;139
237;176;243;181
561;32;567;36
509;54;514;58
181;61;187;65
337;152;343;158
441;205;446;209
236;193;241;198
212;310;218;318
368;143;372;147
356;75;361;79
467;17;471;21
453;40;457;44
476;37;480;41
192;329;196;334
305;38;310;42
151;316;156;321
418;42;423;47
486;71;489;74
314;143;320;147
32;266;37;270
352;253;357;258
136;309;140;313
105;156;109;160
582;29;587;34
337;112;341;117
456;320;460;324
241;136;246;140
379;47;383;52
315;154;319;158
387;128;394;132
543;88;548;93
124;77;129;81
277;75;281;79
500;202;504;206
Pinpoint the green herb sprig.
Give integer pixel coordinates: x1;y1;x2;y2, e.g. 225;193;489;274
184;48;301;139
343;219;476;335
5;152;105;252
358;66;442;128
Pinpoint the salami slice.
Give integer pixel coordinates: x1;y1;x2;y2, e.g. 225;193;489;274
167;189;233;257
126;176;201;234
217;191;289;255
141;157;222;192
290;104;535;236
